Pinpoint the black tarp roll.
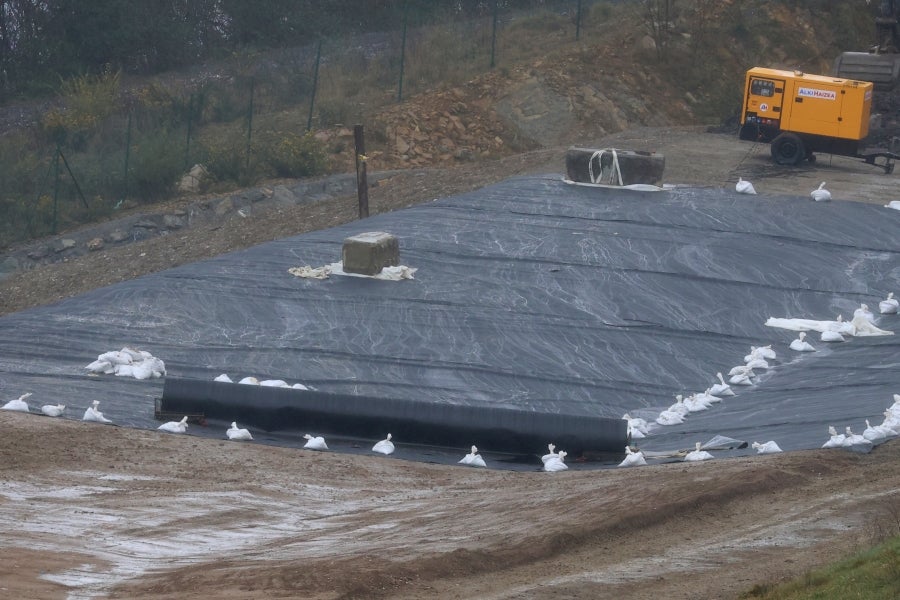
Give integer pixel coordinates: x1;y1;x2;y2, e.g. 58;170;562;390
160;377;628;456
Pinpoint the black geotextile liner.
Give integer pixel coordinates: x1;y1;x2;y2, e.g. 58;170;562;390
1;174;899;467
159;378;626;456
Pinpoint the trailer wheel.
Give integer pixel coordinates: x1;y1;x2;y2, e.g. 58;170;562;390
771;133;805;166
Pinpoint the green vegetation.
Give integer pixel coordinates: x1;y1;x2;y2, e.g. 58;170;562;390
40;69;121;148
264;132;328;179
742;494;900;600
740;534;900;599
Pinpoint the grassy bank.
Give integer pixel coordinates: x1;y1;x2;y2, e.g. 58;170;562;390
742;534;900;599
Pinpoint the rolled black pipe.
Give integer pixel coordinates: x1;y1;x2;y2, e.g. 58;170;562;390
160;377;628;457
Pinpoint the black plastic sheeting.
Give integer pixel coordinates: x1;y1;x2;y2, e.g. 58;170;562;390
1;174;899;468
160;377;626;456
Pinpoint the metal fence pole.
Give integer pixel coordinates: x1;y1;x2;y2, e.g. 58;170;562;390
123;111;132;206
58;149;88;210
490;0;499;69
397;0;409;103
576;0;582;40
246;78;255;171
184;94;193;169
307;40;322;132
52;144;60;234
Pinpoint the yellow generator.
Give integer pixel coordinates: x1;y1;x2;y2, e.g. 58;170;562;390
738;67;896;172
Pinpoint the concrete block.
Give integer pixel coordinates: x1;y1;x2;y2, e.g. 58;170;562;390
342;231;399;275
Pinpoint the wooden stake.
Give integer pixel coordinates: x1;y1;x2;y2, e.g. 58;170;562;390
354;124;369;219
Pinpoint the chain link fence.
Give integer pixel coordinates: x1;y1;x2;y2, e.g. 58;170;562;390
0;0;620;248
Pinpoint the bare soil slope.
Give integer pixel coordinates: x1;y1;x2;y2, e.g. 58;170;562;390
1;409;898;600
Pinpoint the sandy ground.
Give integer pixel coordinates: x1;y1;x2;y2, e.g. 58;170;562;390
2;127;900;599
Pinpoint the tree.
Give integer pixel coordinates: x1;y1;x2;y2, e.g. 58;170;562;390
0;0;58;98
641;0;678;62
45;0;223;75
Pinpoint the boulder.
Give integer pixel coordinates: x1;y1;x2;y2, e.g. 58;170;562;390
177;164;209;193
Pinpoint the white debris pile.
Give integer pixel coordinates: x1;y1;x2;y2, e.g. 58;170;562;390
287;265;332;279
289;262;417;281
84;347;166;380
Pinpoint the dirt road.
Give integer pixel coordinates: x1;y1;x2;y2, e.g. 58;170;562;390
2;127;900;599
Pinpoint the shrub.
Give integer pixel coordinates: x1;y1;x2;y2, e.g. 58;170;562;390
199;128;268;188
0;196;30;249
127;129;185;202
199;78;254;124
0;138;49;246
199;140;244;185
264;131;328;178
40;68;121;148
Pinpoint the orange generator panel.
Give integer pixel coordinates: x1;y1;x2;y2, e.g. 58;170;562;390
738;67;873;166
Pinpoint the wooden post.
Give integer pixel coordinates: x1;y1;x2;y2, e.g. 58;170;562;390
354;124;369;219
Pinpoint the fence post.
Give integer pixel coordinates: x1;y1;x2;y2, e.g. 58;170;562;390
490;0;499;69
576;0;582;40
58;149;88;210
52;144;60;234
246;78;255;171
185;93;193;169
123;110;132;206
397;0;409;103
354;124;369;219
307;40;322;132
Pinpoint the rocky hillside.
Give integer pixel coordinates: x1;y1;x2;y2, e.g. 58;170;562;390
310;1;891;174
